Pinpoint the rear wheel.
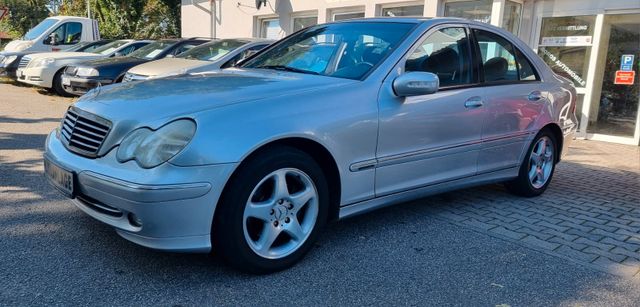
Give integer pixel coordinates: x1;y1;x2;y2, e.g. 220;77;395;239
505;130;557;197
213;146;329;273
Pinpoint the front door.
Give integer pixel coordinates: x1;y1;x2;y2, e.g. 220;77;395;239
376;25;485;196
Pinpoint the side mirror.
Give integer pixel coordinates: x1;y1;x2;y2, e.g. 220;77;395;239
392;72;439;97
45;33;60;46
114;51;125;57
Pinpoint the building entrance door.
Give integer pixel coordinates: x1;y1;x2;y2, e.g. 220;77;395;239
588;14;640;143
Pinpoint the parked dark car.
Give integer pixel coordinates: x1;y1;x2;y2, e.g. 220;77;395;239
61;38;209;96
0;40;112;79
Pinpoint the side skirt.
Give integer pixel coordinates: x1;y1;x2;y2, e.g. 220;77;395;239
338;167;518;220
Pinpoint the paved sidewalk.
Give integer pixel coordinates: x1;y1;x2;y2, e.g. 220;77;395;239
425;140;640;277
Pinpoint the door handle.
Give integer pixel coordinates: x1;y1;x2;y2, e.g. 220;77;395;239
528;91;543;101
464;96;484;108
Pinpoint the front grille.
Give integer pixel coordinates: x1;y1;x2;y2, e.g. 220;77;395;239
60;107;112;157
18;56;31;69
122;72;149;82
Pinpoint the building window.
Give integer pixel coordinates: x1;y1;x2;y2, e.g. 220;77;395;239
381;5;424;17
260;18;281;39
292;16;318;32
502;1;522;34
443;0;492;24
332;11;365;21
537;15;596;88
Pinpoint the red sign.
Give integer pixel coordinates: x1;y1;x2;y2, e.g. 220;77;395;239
0;7;8;20
614;70;635;85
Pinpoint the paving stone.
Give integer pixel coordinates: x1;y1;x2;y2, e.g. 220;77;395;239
542;229;579;242
554;245;598;263
548;237;588;251
566;229;605;242
582;221;618;233
590;229;629;242
611;247;640;261
516;227;554;241
591;257;640;278
435;211;469;222
575;214;609;225
489;226;526;240
583;247;627;263
536;220;569;233
558;220;593;233
521;235;560;250
575;238;615;251
600;237;640;253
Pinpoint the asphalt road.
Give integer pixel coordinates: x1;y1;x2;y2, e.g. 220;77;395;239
1;82;639;306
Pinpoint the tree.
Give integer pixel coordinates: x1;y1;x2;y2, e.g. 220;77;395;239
0;0;50;38
2;0;181;40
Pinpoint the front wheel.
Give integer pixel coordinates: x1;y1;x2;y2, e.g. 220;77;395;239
505;130;557;197
52;70;72;97
213;146;329;273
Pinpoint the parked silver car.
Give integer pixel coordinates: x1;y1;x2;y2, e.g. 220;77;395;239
44;18;578;273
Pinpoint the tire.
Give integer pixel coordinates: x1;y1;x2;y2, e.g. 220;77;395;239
213;146;329;274
52;70;72;97
505;129;557;197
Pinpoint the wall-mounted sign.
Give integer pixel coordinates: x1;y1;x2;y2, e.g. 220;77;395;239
614;70;635;85
0;7;8;20
620;54;634;72
540;36;592;46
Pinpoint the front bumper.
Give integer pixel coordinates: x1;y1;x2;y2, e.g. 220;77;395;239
44;130;237;252
16;67;53;88
0;64;18;79
62;75;114;96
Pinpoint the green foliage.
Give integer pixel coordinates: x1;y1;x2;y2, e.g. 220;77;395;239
1;0;180;40
0;0;50;39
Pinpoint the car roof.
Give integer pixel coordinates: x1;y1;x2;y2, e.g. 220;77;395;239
330;16;479;25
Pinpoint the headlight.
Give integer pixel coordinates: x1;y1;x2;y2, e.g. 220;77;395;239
2;55;18;65
76;67;99;77
32;57;55;68
116;119;196;168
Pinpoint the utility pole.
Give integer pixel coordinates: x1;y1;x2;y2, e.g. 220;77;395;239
86;0;91;19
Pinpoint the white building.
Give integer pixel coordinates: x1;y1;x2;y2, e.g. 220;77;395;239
181;0;640;145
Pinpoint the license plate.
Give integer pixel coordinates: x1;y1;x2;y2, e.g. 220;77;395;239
62;77;70;86
44;158;75;198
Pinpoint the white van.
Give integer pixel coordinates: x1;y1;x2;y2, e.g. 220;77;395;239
3;16;100;53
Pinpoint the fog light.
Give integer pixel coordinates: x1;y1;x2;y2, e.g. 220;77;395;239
128;213;143;227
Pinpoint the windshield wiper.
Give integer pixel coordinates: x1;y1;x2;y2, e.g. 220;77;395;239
255;65;320;75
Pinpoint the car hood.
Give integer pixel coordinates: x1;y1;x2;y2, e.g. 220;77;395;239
75;68;357;152
79;56;147;69
3;40;30;52
28;52;104;61
127;58;210;77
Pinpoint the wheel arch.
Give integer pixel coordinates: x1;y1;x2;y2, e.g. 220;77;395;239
541;123;563;163
217;137;342;223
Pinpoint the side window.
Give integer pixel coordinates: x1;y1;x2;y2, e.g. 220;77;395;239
514;48;539;81
405;27;472;87
174;43;198;56
473;29;519;82
64;22;82;44
221;45;266;68
118;43;146;56
45;22;83;45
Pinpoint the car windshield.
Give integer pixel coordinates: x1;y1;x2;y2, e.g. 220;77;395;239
177;39;247;61
242;22;415;80
129;40;177;60
92;40;130;55
23;18;58;40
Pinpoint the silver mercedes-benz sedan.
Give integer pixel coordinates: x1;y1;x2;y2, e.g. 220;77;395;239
44;18;578;273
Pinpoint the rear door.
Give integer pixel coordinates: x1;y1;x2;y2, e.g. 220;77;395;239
471;28;546;173
375;25;486;196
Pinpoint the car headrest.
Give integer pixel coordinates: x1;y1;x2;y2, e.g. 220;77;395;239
484;57;508;82
422;47;459;73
